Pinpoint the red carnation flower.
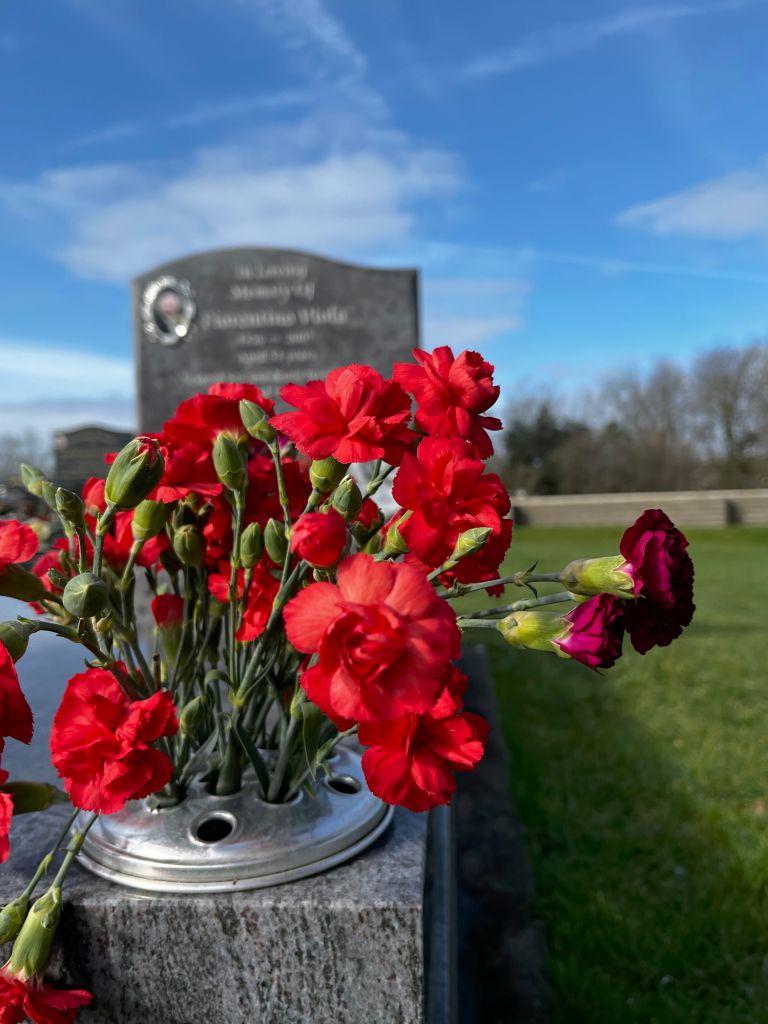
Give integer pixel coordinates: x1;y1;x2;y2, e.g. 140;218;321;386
105;512;168;573
358;667;488;812
0;751;11;864
151;594;184;631
151;437;222;502
284;554;460;723
618;508;695;654
0;968;92;1024
555;594;626;670
0;521;38;572
208;559;280;641
0;642;33;746
270;364;417;465
356;497;383;532
290;509;347;568
50;668;178;814
164;383;275;450
28;543;69;614
202;454;311;567
393;437;512;588
394;346;501;459
81;477;106;515
0;792;11;864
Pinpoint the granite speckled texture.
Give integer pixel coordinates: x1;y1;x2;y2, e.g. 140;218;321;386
2;805;428;1024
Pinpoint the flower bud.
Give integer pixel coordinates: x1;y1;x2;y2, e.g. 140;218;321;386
240;522;263;568
309;457;348;494
290;509;347;568
264;518;289;566
19;464;45;498
173;525;205;567
47;567;69;589
0;566;47;602
94;611;113;634
0;781;67;814
449;527;492;563
363;531;383;555
383;522;409;557
331;478;363;522
0;620;35;661
240;399;276;444
8;887;61;981
179;695;206;736
54;488;85;531
356;498;384;535
105;436;164;510
152;593;184;631
40;480;58;513
212;434;246;492
560;555;634;600
498;611;567;655
159;547;184;576
132;500;170;542
62;572;109;619
0;896;28;945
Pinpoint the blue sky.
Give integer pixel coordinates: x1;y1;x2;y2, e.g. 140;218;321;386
2;0;768;437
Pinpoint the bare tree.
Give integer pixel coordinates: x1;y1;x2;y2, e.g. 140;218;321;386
0;431;53;484
691;344;768;486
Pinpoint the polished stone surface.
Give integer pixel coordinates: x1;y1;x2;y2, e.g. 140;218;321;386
134;248;420;432
2;804;428;1024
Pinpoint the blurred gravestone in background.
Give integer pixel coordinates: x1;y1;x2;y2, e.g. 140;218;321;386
54;426;134;492
133;248;420;432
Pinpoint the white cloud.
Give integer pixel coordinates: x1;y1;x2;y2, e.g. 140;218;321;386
0;340;133;401
616;161;768;239
0;340;135;439
222;0;385;118
0;399;136;440
166;90;312;128
423;314;524;349
422;277;529;350
462;1;754;78
68;122;141;149
3;137;462;282
230;0;367;81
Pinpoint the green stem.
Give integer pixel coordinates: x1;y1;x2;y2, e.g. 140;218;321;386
269;439;293;526
468;591;576;617
75;528;88;574
50;814;98;890
267;716;299;802
365;461;396;497
21;807;80;900
228;493;246;687
442;570;562;598
93;502;117;578
215;718;242;795
455;617;501;631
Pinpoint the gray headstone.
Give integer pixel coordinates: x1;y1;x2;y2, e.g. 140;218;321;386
133;248;420;433
53;426;134;492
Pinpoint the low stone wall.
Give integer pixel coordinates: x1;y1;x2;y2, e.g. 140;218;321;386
512;489;768;528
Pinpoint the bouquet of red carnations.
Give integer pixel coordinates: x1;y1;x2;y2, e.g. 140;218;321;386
0;346;694;1022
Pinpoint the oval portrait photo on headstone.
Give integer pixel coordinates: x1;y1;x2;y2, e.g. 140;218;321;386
141;276;197;346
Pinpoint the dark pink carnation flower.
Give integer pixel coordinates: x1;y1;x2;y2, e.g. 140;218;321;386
619;509;695;654
556;593;625;670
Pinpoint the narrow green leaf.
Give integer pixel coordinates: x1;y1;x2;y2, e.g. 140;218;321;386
234;718;270;799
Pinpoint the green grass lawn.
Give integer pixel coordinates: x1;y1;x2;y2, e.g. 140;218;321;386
462;526;768;1024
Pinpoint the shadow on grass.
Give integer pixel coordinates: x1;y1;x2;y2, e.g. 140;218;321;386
487;644;768;1024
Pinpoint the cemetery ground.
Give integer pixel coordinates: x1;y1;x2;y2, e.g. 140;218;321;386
460;525;768;1023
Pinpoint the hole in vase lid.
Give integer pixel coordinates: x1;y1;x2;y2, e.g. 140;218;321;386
194;814;235;843
326;775;361;796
